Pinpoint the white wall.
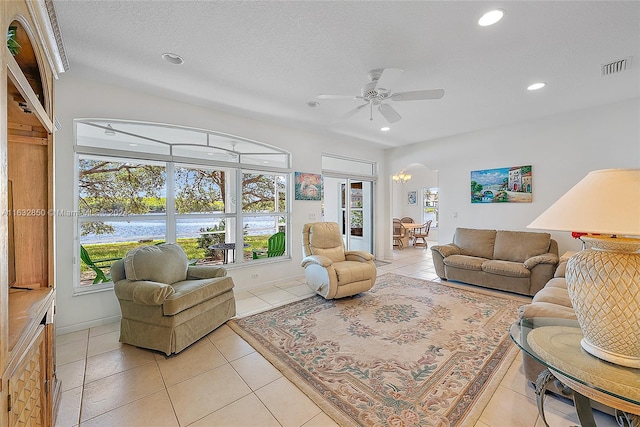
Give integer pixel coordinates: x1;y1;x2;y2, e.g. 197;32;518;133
391;167;438;223
385;98;640;258
54;75;385;333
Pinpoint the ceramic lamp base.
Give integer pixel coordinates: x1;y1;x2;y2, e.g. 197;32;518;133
566;236;640;368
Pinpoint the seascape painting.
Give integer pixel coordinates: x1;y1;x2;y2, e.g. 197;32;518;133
471;165;532;203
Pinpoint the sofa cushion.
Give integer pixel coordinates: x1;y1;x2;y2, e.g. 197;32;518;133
124;243;188;285
163;276;235;316
545;277;568;289
493;231;551;263
453;228;496;259
481;260;531;278
443;254;485;271
532;286;573;307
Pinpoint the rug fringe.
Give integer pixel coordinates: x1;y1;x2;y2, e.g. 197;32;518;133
456;341;520;427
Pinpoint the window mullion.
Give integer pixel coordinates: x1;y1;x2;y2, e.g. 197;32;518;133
166;162;176;242
235;169;244;264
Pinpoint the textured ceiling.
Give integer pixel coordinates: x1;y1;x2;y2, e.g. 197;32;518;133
52;1;640;149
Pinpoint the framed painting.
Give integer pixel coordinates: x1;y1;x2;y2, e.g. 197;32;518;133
471;165;532;203
295;172;322;201
407;190;417;205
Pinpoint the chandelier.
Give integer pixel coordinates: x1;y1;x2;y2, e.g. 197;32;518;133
392;172;411;184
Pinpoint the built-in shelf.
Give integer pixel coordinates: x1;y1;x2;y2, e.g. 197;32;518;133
8;288;54;353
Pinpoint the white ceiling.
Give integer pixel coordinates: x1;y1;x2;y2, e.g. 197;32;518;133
52;1;640;149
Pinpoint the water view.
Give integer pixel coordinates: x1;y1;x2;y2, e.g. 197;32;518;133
82;217;281;243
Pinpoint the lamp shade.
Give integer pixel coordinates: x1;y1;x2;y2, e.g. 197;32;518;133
527;169;640;236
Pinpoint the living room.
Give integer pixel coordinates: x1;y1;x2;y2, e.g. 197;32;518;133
2;1;639;426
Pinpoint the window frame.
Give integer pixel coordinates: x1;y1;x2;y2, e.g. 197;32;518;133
73;119;292;295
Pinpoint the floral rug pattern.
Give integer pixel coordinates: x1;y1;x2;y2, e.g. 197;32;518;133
228;273;523;427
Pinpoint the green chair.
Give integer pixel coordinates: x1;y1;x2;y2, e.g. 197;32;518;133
252;232;286;259
80;245;121;284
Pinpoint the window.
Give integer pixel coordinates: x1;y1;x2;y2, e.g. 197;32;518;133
423;187;438;228
75;120;291;293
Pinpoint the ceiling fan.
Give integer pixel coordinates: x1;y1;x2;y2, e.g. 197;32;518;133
317;68;444;124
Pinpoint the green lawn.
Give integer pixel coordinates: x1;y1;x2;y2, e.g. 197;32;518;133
81;236;270;273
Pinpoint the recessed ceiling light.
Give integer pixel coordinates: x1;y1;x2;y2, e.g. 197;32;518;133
478;9;504;26
381;127;390;132
161;53;184;65
527;82;546;91
128;143;138;147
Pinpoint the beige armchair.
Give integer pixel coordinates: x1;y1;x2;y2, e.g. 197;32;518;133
111;243;236;355
301;222;376;299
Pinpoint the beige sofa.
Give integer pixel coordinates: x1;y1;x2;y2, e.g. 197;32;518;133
517;254;615;415
517;252;576;393
111;243;236;355
431;228;559;296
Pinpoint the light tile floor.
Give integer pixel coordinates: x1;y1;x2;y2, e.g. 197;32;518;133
55;242;618;427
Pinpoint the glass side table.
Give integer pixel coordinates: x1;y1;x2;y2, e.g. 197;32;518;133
510;318;640;427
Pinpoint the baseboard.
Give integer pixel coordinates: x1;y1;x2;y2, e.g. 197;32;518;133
56;314;122;336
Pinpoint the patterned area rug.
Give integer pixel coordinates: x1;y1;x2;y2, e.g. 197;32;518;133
228;273;525;427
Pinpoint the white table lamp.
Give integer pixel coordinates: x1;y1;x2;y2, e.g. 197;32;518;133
528;168;640;368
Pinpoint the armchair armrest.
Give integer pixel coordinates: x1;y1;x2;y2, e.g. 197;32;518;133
345;251;374;262
301;255;334;268
114;279;175;305
430;244;462;258
523;253;559;270
187;265;227;279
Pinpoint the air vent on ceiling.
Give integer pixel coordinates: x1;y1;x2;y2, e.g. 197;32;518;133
601;56;632;76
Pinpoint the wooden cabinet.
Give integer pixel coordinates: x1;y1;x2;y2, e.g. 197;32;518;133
1;1;65;425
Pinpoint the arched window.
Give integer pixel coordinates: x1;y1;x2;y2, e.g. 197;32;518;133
74;119;291;291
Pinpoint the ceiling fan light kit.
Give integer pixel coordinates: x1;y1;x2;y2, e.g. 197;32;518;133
317;68;445;124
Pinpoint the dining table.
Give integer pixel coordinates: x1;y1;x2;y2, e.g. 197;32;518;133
401;222;423;247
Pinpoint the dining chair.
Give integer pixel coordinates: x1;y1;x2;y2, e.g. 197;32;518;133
393;219;406;249
413;220;433;248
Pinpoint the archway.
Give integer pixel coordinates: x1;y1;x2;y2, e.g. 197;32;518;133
391;163;439;244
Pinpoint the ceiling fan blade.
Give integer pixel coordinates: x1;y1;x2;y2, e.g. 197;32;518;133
374;68;403;92
378;103;402;123
342;103;369;119
391;89;445;101
317;94;359;100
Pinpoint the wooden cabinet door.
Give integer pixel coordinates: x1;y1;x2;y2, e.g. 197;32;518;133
8;325;47;427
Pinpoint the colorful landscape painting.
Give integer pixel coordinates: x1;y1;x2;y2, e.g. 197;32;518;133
471;165;532;203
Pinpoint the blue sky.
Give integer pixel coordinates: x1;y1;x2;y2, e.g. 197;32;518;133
470;167;509;186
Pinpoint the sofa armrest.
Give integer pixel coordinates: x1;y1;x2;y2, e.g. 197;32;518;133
430;244;462;258
345;251;374;262
301;255;333;268
187;265;227;279
114;279;175;305
523;253;559;269
518;302;577;320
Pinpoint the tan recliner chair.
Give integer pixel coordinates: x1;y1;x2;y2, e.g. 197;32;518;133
111;243;236;355
301;222;376;299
